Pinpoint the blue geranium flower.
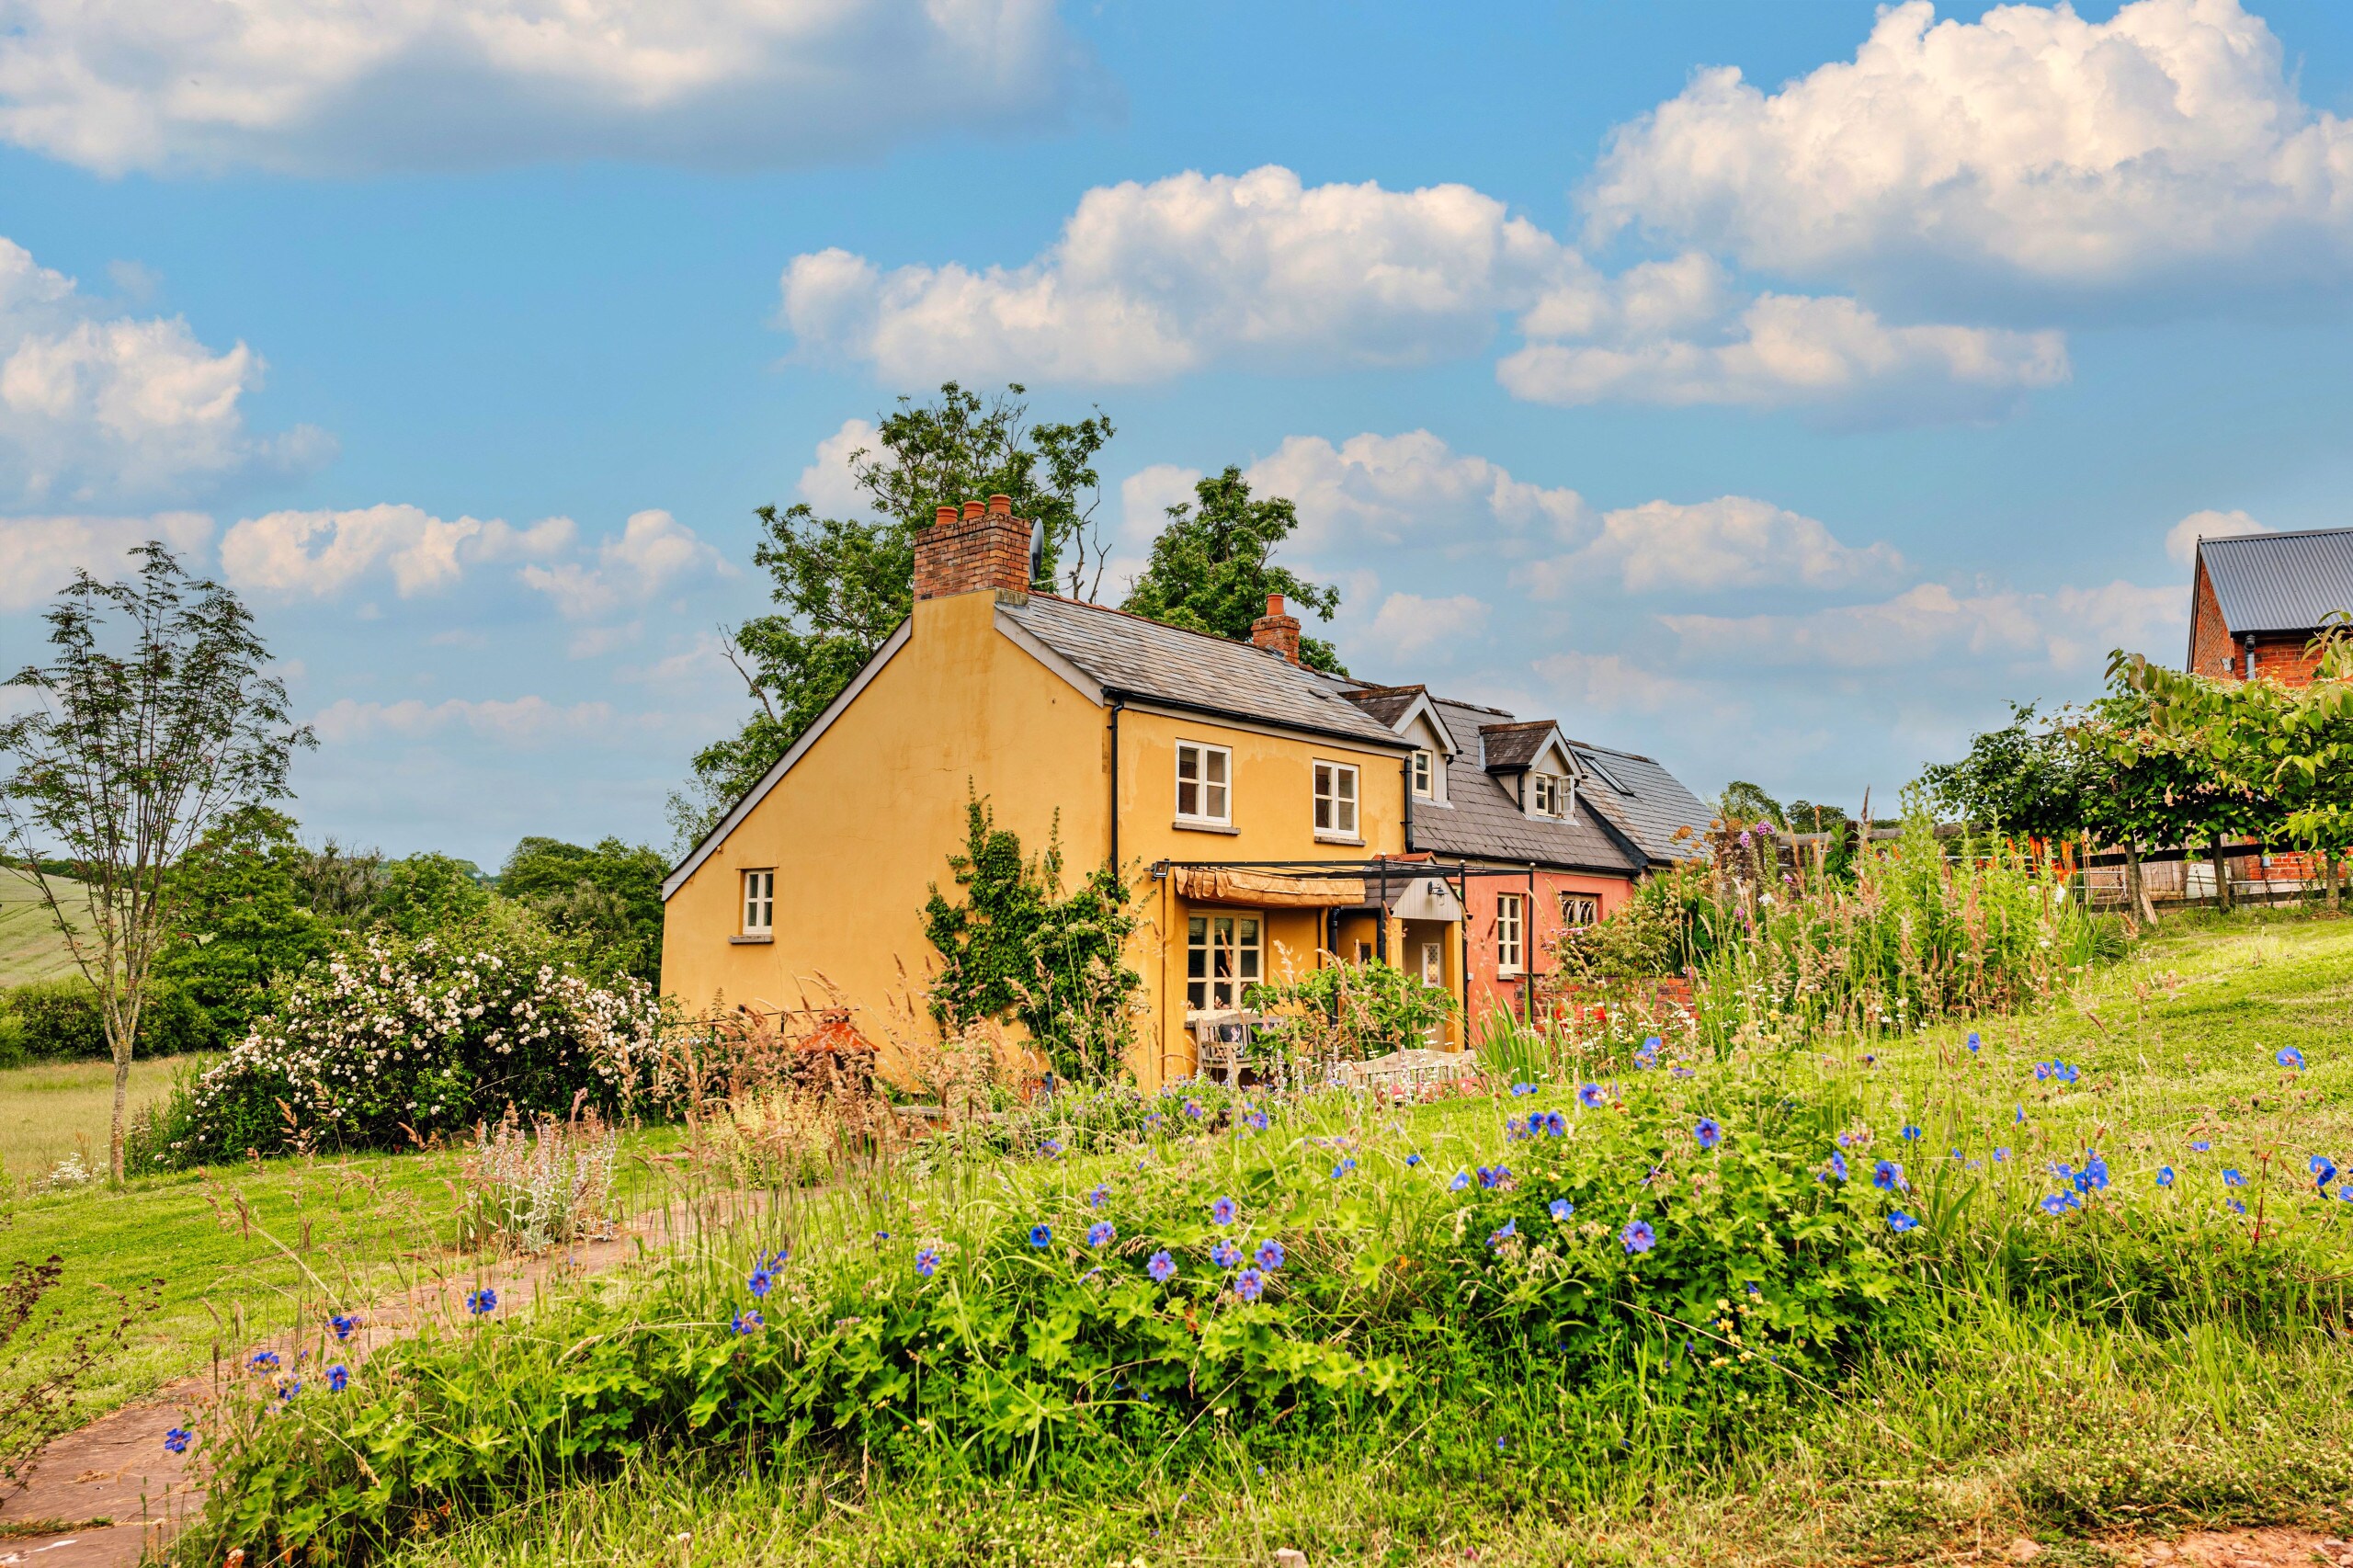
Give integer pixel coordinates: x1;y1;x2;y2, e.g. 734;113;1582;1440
731;1309;763;1335
327;1363;350;1392
278;1380;301;1401
1620;1220;1656;1255
1901;1125;1922;1142
1694;1117;1724;1150
1993;1147;2010;1163
1256;1238;1285;1270
1088;1184;1109;1209
1148;1249;1176;1283
2077;1153;2110;1192
1406;1153;1423;1166
1888;1210;1919;1233
1578;1083;1606;1108
1234;1268;1266;1302
1510;1082;1537;1097
1211;1241;1242;1269
1087;1221;1116;1248
1634;1037;1661;1069
1211;1196;1237;1226
329;1314;357;1342
1542;1110;1567;1136
1449;1171;1471;1191
1488;1219;1518;1249
1478;1165;1510;1189
466;1289;497;1316
2230;1198;2248;1214
2313;1154;2338;1188
2190;1140;2212;1153
2156;1165;2175;1187
1184;1099;1203;1119
1506;1117;1529;1142
1247;1110;1269;1131
2040;1191;2078;1216
163;1426;193;1453
1550;1199;1574;1221
1029;1223;1053;1249
248;1350;279;1370
915;1246;940;1278
2223;1169;2247;1188
1828;1151;1849;1181
2278;1047;2306;1070
1966;1032;1981;1053
1040;1139;1062;1157
1872;1159;1906;1192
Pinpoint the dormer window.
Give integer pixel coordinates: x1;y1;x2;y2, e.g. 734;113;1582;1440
1411;748;1436;797
1530;772;1570;818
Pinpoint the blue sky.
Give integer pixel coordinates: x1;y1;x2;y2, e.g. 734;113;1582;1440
6;0;2353;865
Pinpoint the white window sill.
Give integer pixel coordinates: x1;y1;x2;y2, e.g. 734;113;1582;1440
1496;968;1525;980
730;934;774;945
1174;818;1239;835
1313;832;1365;846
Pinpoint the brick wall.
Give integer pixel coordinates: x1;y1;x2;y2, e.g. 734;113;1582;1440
913;495;1033;601
2188;562;2237;677
2246;634;2325;686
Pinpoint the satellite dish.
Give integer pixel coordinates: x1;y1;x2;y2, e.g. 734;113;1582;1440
1028;518;1044;587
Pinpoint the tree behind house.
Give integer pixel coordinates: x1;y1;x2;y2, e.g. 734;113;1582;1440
0;543;312;1182
1120;466;1347;674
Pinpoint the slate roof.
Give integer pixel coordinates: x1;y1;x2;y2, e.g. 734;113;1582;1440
1475;720;1556;770
1404;699;1644;874
1564;739;1713;862
2199;528;2353;636
1340;684;1427;727
997;594;1409;750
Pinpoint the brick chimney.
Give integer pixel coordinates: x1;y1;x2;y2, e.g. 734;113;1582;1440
1250;593;1302;665
913;493;1033;601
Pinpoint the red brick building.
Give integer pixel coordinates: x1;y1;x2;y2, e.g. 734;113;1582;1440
2187;527;2353;686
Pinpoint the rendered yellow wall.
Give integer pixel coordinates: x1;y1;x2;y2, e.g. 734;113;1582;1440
660;591;1108;1053
660;591;1415;1086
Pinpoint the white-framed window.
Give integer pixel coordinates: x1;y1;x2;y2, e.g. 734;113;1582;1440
1176;742;1232;824
1529;772;1568;817
1313;760;1359;836
1187;913;1262;1011
1559;892;1599;927
1411;748;1436;797
742;869;775;936
1496;892;1524;976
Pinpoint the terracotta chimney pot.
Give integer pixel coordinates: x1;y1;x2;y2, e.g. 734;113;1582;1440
961;499;985;521
987;494;1013;516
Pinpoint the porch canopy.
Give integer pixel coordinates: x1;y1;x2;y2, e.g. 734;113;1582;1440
1172;866;1365;907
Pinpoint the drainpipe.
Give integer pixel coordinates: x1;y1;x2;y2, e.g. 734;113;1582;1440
1402;753;1415;852
1458;860;1471;1048
1108;699;1123;872
2243;634;2256;680
1375;858;1388;964
1525;862;1538;1027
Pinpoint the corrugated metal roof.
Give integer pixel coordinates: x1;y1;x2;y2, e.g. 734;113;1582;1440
1403;700;1643;874
2200;528;2353;635
997;594;1409;749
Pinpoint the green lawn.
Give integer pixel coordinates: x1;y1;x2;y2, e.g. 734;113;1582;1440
369;907;2353;1568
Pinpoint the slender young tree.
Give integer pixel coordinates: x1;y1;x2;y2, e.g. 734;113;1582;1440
0;543;313;1181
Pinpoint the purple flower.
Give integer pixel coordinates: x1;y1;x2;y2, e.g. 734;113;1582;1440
1234;1268;1266;1302
248;1350;280;1371
915;1246;940;1278
1478;1165;1511;1189
1405;1153;1423;1166
1620;1220;1656;1256
1993;1147;2010;1163
2189;1141;2211;1153
731;1310;763;1335
1543;1111;1567;1136
1449;1171;1471;1192
1487;1219;1518;1249
1511;1082;1537;1097
163;1426;192;1453
2040;1191;2079;1216
329;1314;358;1342
1578;1084;1606;1108
1549;1199;1573;1221
2230;1198;2248;1215
1211;1241;1242;1269
1255;1238;1285;1271
1088;1184;1109;1209
746;1263;776;1298
326;1363;349;1392
467;1288;498;1315
2277;1047;2306;1070
1211;1196;1236;1226
1040;1139;1062;1158
1247;1110;1269;1131
1694;1118;1723;1150
1087;1221;1116;1248
1184;1099;1204;1120
1887;1210;1919;1233
1828;1152;1849;1181
1872;1159;1906;1193
1148;1250;1176;1283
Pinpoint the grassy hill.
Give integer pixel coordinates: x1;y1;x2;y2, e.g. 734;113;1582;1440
0;870;87;990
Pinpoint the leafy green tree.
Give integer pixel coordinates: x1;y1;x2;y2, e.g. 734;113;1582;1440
1919;703;2090;839
676;383;1115;848
498;835;666;984
0;542;312;1181
1716;781;1787;829
154;804;334;1041
922;792;1141;1083
374;853;492;939
1120;467;1346;674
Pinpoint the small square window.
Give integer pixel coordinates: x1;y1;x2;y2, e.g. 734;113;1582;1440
1176;742;1232;824
1530;773;1569;818
742;869;775;935
1313;761;1359;836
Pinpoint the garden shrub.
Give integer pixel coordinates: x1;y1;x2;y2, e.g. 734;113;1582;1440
0;976;216;1062
174;908;663;1160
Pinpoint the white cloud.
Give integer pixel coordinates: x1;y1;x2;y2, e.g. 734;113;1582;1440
1364;593;1488;660
518;508;727;619
1660;580;2184;674
2165;507;2269;566
220;503;567;598
1531;650;1714;716
1500;292;2067;418
1518;494;1905;597
783;165;1567;384
797;417;881;517
312;694;631;749
0;0;1096;176
1;236;322;505
783;166;2070;423
1244;430;1591;553
1586;0;2353;290
0;513;213;609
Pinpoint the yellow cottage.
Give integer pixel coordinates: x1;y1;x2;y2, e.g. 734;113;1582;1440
659;494;1466;1085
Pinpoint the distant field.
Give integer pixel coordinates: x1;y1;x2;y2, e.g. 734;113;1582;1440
0;869;87;988
0;1053;210;1189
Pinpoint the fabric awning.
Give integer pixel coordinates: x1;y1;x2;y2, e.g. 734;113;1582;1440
1173;867;1368;908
